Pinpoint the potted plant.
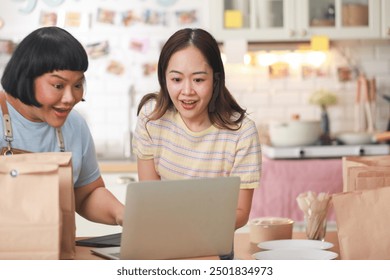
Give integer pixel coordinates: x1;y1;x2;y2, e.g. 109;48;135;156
309;89;338;145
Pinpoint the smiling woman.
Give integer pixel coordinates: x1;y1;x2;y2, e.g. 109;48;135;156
0;26;124;231
132;28;262;238
165;45;214;132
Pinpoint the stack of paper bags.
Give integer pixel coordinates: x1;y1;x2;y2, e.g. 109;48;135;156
342;155;390;191
333;155;390;259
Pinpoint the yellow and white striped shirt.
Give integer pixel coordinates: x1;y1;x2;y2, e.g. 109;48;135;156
133;101;262;189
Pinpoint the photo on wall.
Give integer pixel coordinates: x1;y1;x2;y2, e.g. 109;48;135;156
64;11;82;28
142;9;167;26
39;11;57;26
97;8;116;25
121;10;140;26
85;41;110;59
0;39;16;55
175;9;198;25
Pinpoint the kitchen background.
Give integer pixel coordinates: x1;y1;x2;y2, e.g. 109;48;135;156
1;0;390;160
1;0;390;236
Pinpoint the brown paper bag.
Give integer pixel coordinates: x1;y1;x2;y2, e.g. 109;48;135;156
333;186;390;260
0;152;75;259
0;162;61;259
342;155;390;191
346;166;390;191
355;170;390;190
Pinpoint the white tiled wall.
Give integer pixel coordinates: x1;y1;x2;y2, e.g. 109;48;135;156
224;42;390;141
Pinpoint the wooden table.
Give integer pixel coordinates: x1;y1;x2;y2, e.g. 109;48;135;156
75;231;339;260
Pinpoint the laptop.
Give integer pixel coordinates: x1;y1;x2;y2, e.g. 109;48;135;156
90;176;240;260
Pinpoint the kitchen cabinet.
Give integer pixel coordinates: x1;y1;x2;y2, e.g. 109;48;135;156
209;0;295;42
209;0;381;42
381;0;390;37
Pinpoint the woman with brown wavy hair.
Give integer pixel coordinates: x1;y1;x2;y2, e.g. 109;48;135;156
133;28;261;233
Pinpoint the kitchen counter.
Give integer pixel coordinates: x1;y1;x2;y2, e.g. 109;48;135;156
98;160;137;173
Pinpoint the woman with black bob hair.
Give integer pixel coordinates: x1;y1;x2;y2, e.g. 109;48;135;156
2;26;88;106
133;28;261;232
0;27;124;226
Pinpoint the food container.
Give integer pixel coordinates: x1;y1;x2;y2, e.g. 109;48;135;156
249;217;294;244
269;120;321;147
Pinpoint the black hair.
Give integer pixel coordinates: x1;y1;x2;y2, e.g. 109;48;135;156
1;26;88;107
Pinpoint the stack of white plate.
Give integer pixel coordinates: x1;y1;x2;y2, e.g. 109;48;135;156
253;239;338;260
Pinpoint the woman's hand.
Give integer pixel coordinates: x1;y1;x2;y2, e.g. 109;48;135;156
75;176;125;226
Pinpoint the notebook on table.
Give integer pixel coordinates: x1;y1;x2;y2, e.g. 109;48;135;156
90;176;240;260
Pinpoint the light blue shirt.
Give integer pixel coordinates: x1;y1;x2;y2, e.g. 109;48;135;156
0;101;100;188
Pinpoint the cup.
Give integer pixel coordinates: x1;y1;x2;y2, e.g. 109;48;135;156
305;213;327;241
249;217;294;244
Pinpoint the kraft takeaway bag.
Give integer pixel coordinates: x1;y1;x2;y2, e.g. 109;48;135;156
0;161;61;259
0;152;75;259
332;186;390;260
342;155;390;191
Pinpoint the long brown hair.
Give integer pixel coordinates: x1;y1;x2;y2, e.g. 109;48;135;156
137;28;246;130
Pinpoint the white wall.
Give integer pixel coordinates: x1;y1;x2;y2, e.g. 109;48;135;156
225;41;390;140
1;0;389;159
0;0;211;159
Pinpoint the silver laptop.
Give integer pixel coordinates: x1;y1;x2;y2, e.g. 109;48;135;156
91;176;240;260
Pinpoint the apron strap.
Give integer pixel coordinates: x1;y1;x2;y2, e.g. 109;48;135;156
0;91;65;153
0;91;13;152
56;127;65;152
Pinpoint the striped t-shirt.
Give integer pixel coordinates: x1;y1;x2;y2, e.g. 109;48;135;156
132;101;262;189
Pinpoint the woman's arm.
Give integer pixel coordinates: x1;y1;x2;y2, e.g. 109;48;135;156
74;176;125;226
235;188;254;229
137;158;160;181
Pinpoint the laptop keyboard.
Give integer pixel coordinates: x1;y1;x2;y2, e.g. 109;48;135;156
76;233;121;247
111;252;121;258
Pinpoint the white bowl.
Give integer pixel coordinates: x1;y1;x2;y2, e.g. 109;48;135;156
336;131;373;145
269;120;322;147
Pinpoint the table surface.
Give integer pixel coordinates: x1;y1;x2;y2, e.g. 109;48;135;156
75;231;340;260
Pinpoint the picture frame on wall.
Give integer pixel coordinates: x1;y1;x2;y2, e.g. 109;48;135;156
0;39;16;55
97;8;116;25
57;11;91;31
39;11;58;26
175;10;198;25
121;10;140;26
142;9;167;26
64;11;82;28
